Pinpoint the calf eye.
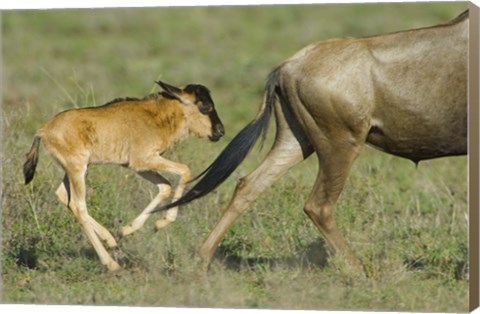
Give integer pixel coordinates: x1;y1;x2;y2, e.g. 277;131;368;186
198;102;211;114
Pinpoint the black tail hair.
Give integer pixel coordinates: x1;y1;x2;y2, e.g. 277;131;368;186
23;136;41;184
152;68;281;213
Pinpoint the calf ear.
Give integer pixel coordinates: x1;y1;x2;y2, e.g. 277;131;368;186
156;81;183;100
156;80;197;107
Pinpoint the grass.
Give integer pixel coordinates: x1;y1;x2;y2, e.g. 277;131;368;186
1;2;470;311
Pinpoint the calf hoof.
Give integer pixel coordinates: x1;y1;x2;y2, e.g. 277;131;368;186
154;219;172;230
107;260;121;272
106;237;118;248
121;225;135;237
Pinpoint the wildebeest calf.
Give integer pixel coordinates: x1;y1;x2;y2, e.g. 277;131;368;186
23;80;225;271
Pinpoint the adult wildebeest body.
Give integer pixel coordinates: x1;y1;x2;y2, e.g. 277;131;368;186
157;10;468;270
23;81;225;271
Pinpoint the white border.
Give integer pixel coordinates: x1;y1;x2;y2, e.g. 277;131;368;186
0;0;476;10
1;1;477;314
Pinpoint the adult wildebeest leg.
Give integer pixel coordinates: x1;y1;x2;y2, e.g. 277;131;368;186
65;163;120;271
284;69;370;270
199;104;313;267
121;171;172;236
129;154;191;230
303;129;368;270
55;174;118;248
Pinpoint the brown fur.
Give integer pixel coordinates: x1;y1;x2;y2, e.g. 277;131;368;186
23;81;224;271
187;11;468;272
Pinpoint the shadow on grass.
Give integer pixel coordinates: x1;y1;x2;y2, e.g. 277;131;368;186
214;238;330;271
77;245;141;270
13;237;329;274
15;246;38;269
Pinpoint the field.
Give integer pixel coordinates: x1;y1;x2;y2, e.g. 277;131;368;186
1;3;470;311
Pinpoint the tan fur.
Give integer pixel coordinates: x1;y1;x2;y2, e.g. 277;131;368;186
197;12;468;272
24;82;224;271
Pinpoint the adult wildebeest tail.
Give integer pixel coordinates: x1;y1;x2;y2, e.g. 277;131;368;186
153;69;280;212
23;136;41;185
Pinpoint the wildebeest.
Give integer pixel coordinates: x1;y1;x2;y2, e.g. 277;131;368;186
156;10;468;271
23;81;225;271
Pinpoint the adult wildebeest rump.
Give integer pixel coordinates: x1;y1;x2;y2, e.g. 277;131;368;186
155;10;468;271
23;81;225;271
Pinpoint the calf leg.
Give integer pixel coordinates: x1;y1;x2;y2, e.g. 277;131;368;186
65;165;120;271
55;174;118;248
129;153;191;230
121;171;172;236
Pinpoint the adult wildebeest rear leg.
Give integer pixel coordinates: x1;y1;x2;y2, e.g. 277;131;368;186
288;77;369;270
121;171;172;236
199;103;313;267
304;136;365;270
55;175;118;248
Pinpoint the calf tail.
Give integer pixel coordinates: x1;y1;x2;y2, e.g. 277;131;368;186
153;68;281;212
23;136;41;185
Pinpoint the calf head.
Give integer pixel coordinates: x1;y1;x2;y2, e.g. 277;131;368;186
157;81;225;142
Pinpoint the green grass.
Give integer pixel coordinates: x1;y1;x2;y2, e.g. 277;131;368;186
1;3;469;311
